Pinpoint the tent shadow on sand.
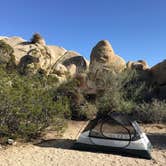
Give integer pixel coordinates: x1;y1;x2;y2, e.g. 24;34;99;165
35;133;166;157
35;139;75;149
147;133;166;150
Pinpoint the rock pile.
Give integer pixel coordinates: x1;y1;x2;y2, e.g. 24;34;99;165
0;34;166;99
0;34;88;82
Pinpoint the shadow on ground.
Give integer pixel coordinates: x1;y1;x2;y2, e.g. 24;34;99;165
35;139;75;149
35;133;166;151
35;138;154;159
147;133;166;150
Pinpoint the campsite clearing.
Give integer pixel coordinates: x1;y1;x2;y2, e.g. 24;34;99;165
0;121;165;166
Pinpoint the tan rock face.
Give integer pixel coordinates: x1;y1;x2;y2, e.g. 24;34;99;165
53;63;68;76
0;37;25;65
62;51;89;73
90;40;126;73
88;40;126;90
151;60;166;85
0;35;89;82
67;64;77;76
17;43;65;75
90;40;115;63
127;60;149;70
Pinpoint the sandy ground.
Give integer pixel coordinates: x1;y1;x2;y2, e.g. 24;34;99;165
0;121;166;166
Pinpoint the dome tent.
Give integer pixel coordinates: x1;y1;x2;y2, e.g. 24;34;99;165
73;112;152;159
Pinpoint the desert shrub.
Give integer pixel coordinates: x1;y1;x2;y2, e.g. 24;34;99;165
96;69;166;123
0;40;14;58
30;33;43;44
132;100;166;123
71;102;97;120
96;70;143;116
55;78;97;120
96;69;163;123
0;65;69;141
53;96;71;119
0;40;15;71
122;70;154;102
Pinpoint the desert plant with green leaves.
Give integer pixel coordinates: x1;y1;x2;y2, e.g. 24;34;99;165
96;69;158;119
132;99;166;123
0;40;14;58
55;78;97;120
0;40;16;71
0;65;69;141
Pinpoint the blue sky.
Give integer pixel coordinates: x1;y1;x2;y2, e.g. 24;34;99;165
0;0;166;66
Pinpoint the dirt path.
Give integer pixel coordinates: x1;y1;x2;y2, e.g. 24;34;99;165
0;121;166;166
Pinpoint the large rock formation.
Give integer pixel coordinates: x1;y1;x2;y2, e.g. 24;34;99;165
1;34;166;100
90;40;126;73
150;60;166;86
0;34;89;81
62;51;89;74
88;40;126;89
147;60;166;99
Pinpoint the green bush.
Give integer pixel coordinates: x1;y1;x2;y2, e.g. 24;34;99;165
132;100;166;123
0;40;14;58
96;70;141;117
0;66;69;141
71;102;97;120
0;61;165;145
55;78;97;120
96;69;166;123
